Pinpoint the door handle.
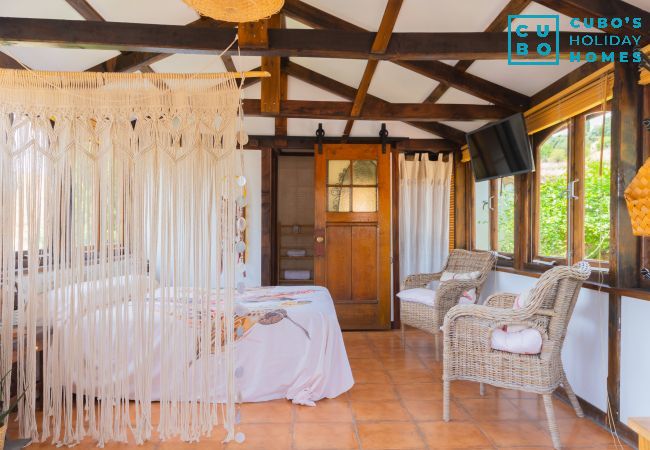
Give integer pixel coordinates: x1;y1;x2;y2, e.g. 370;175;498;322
315;236;325;244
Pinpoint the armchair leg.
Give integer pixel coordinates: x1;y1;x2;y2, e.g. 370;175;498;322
401;321;406;348
443;381;450;422
479;383;485;396
543;394;562;449
562;372;584;417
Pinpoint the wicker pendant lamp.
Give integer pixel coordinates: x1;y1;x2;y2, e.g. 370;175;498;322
624;157;650;236
183;0;284;22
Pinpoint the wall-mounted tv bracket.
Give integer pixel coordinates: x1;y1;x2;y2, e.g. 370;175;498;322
643;118;650;131
316;123;325;154
379;123;389;154
642;268;650;281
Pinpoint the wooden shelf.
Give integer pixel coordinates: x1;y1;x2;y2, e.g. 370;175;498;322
277;222;315;285
280;256;313;260
279;278;314;284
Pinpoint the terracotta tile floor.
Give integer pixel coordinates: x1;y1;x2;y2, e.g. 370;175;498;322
7;329;630;449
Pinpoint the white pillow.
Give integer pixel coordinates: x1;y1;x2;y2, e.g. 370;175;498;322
491;328;542;355
397;288;436;306
427;280;440;290
440;271;482;282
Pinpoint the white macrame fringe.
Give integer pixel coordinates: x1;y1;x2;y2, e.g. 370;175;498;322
0;69;243;446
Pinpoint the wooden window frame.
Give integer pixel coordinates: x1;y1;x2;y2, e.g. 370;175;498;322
470;176;514;268
528;104;612;277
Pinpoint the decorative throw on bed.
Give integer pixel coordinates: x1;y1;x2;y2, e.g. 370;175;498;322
0;69;245;446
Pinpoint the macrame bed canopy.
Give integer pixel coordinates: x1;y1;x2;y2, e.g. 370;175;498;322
0;68;255;446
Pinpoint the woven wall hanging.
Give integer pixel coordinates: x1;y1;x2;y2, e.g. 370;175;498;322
625;157;650;236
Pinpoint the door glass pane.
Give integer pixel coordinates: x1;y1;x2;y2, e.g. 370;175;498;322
328;187;351;212
584;112;611;261
352;160;377;185
328;160;351;185
474;180;490;250
538;127;568;258
497;176;515;253
352;187;377;212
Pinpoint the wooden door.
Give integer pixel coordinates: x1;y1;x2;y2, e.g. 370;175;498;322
314;144;391;330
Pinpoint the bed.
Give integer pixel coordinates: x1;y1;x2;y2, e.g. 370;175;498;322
129;285;354;406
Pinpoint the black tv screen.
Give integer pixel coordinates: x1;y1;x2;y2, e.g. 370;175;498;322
466;113;534;181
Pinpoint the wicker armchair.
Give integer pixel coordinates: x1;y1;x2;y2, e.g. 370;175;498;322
400;249;496;339
441;262;591;449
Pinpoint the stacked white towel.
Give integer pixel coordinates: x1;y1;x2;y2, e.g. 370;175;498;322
287;249;307;257
284;270;311;280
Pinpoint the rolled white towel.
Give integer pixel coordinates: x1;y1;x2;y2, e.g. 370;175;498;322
287;249;307;257
284;270;311;280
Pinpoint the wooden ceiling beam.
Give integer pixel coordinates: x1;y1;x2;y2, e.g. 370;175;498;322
245;135;458;152
0;18;610;60
344;0;403;137
63;0;163;73
242;99;510;121
424;0;531;104
285;61;467;144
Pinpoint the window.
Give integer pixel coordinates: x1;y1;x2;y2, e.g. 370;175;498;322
530;107;611;268
327;160;378;212
473;180;490;250
497;176;515;254
472;176;515;256
583;112;611;262
535;125;569;260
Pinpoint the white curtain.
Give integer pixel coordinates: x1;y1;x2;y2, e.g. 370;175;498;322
399;153;452;283
0;70;244;445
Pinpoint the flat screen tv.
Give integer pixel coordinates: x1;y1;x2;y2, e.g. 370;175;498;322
466;113;534;181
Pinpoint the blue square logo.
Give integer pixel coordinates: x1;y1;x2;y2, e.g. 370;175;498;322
508;14;560;66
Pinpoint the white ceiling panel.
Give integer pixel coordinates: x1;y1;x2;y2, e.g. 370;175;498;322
288;77;348;101
394;0;510;32
88;0;198;24
349;121;439;139
243;81;261;99
467;59;586;96
299;0;387;31
285;16;312;29
288;119;347;136
369;61;438;103
0;0;81;19
243;117;275;136
290;57;366;89
439;120;490;133
1;47;120;72
232;56;262;72
437;88;491;105
150;54;227;73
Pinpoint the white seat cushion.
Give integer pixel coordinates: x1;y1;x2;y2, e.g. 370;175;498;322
491;327;542;355
440;271;482;281
397;288;436;306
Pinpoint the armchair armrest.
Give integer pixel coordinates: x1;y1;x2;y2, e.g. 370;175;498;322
442;303;533;334
484;293;518;309
403;272;441;289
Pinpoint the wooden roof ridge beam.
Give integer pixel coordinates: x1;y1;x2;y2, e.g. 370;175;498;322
0;18;612;59
64;0;161;74
86;16;231;73
284;61;467;144
242;99;511;121
343;0;403;137
424;0;531;104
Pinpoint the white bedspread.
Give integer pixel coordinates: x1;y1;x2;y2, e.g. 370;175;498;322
142;285;354;405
